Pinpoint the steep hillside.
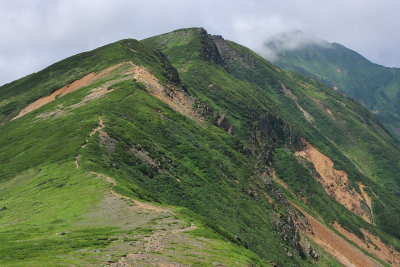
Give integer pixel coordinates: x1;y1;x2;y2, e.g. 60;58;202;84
1;28;400;266
259;31;400;138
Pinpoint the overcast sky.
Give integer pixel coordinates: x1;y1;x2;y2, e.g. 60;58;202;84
1;0;399;86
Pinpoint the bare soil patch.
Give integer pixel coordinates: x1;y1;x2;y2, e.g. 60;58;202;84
77;171;230;267
292;202;382;267
91;171;171;214
12;63;126;120
333;221;400;266
131;64;203;123
295;141;373;224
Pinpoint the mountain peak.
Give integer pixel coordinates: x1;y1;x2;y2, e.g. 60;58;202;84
2;27;400;266
257;31;331;62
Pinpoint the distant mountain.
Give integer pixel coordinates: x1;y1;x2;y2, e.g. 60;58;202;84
259;31;400;137
1;28;400;266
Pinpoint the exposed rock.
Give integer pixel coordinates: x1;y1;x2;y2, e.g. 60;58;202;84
129;145;161;172
210;35;257;70
99;133;118;154
270;212;304;257
264;173;318;259
198;28;226;67
247;110;302;165
303;238;318;261
195;100;233;134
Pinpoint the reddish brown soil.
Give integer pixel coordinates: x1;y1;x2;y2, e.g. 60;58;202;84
12;63;124;121
333;222;400;266
12;73;96;120
292;202;382;267
295;141;373;224
131;64;203;124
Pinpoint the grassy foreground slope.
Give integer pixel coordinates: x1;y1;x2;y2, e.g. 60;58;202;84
0;27;400;266
0;39;272;266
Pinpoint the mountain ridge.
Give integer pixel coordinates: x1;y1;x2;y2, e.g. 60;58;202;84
0;27;400;266
259;31;400;138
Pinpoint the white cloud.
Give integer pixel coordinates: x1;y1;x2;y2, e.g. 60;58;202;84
1;0;400;86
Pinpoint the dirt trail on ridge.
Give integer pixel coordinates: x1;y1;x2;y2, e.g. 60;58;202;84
75;118;105;169
91;171;171;213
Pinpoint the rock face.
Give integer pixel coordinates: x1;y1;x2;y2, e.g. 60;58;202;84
265;176;316;259
304;238;318;261
198;28;226;67
270;212;304;257
198;28;258;72
210;35;257;70
195;100;233;134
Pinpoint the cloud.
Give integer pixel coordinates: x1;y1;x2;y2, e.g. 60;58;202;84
1;0;400;86
255;31;332;62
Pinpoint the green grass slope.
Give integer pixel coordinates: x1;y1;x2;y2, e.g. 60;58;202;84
143;27;400;261
0;27;400;266
0;38;272;266
260;31;400;138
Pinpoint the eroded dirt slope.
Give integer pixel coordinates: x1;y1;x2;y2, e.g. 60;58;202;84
12;63;125;120
131;64;203;123
291;202;382;267
333;221;400;266
295;141;373;224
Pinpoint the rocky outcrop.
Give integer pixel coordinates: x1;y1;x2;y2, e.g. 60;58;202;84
270;212;303;257
195;100;233;134
198;28;258;71
263;175;317;260
198;28;226;67
247;110;302;166
129;145;161;173
303;237;319;261
210;35;257;70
